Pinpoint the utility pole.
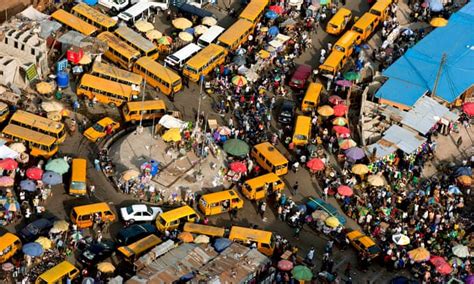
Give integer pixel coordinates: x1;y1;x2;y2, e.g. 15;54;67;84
431;53;446;98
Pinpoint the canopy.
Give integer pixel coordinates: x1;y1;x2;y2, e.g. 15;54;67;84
178;32;193;42
0;158;18;171
345;147;365;160
178;232;194;243
26;167;43;180
325;216;340;228
42;171;62;185
229;161;247;173
45;158;70;175
452;244;469;258
367;174;386;187
135;20;154;32
333;126;351;134
9;143;26;153
202;16;217;26
306;158;325;172
430;256;452;275
0;145;19;160
158;115;187;130
35;237;52;250
146;30;162;40
194;235;210;244
339;139;357;150
277;260;293;271
121;170;140;181
50;220;69;233
311;210;329;220
351;164;369;175
97;262;115;273
333;104;348;117
0;176;14;187
20;180;36;192
337;185;353;196
318;105;334;116
162;128;182;142
332;117;347;126
223;139;250;156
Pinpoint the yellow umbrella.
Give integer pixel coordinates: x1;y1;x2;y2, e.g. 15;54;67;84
202;16;217;26
368;174;386;187
135;20;154;32
194;25;208;35
35;237;52;250
178;32;193;42
318;105;334;117
260;26;269;32
325;216;340;228
146;29;162;40
36;82;54;95
51;220;69;233
457;175;471;186
9;143;26;153
232;75;247;86
173;18;193;30
122;169;140;181
430;17;448;27
162;128;181;142
178;232;194;243
351;164;369;175
97;262;115;273
78;54;91;65
408;247;430;262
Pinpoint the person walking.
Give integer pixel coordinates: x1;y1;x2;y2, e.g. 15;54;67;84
293;225;301;240
88;185;95;198
259;202;266;218
344;262;352;277
306;247;315;266
293;181;299;195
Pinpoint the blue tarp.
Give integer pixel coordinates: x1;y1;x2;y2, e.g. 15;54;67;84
376;1;474;107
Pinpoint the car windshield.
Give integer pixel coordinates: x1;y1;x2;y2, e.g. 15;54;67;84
26;224;39;234
126;207;134;214
147;206;153;215
92;123;105;132
83;250;95;261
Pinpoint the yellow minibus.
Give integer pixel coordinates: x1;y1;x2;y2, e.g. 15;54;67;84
115;26;159;60
69;158;87;196
35;261;80;284
0;233;21;264
70;202;116;229
122;100;166;123
241;173;285;200
301;82;323;113
239;0;269;25
97;31;141;70
351;12;380;41
156;205;199;232
71;3;117;32
251;142;289;176
326;7;352;35
77;74;133;107
183;222;226;238
90;61;143;95
183;44;227;82
216;19;253;51
228;226;274;256
198;189;244;216
133;56;182;95
1;124;58;158
292;115;312;146
369;0;392;21
9;110;66;144
319;50;348;75
334;30;362;57
51;9;98;36
117;234;162;263
0;102;9;124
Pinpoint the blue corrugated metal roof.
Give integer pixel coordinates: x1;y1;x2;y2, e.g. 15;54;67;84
375;78;427;106
365;143;397;159
383;125;426;154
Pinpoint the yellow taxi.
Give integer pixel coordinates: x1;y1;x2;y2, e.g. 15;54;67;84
83;117;120;142
346;230;381;259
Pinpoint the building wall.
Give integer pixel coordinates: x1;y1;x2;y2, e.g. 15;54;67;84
0;57;18;86
0;0;50;23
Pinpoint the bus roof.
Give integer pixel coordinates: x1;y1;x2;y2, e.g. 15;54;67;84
304;82;323;101
135;56;181;83
253;142;288;166
117;234;162;257
2;124;56;146
97;31;141;60
0;233;20;251
244;173;281;187
229;226;272;244
335;31;360;48
11;110;64;133
352;12;378;30
183;222;226;237
91;61;143;85
217;19;253;47
185;44;226;69
320;50;345;69
239;0;269;22
126;100;166;112
37;261;77;281
80;74;133;98
159;205;196;221
72;202;112;215
115;26;156;53
294;115;311;129
72;3;117;29
71;158;87;182
370;0;392;12
51;9;98;36
201;189;240;203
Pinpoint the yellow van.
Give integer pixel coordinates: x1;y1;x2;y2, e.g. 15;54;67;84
155;205;199;232
117;234;162;263
319;50;347;76
251;142;289;176
228;226;274;256
326;8;352;35
301;82;323;113
334;30;362;57
70;202;116;229
198;189;244;216
241;173;285;200
35;261;80;284
183;222;226;238
346;230;381;259
122;100;166;123
69;158;87;196
351;12;380;41
292;116;312;146
0;233;21;263
369;0;392;21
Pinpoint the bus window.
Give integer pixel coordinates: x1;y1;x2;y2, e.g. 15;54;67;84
133;56;182;95
77;74;133;106
96;31;140;70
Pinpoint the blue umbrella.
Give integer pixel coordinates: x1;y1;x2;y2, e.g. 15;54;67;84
268;26;279;36
213;238;232;252
22;242;44;257
345;147;365;160
265;10;278;19
448;185;462;195
20;180;36;192
455;166;471;177
185;27;195;35
233;55;247;66
42;171;62;185
427;0;443;12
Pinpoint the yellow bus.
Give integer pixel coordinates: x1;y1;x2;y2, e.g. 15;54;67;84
133;56;182;96
251;142;288;176
77;74;133;107
90;61;142;95
228;226;274;256
351;12;380;42
183;222;226;238
51;9;98;36
155;205;199;232
0;102;9;124
115;26;159;60
0;233;21;264
97;31;141;70
301;82;323;113
71;3;117;32
35;261;80;284
239;0;269;24
292;115;312;146
198;189;244;216
117;234;162;263
334;30;362;57
1;124;58;158
319;50;348;75
369;0;392;21
122;100;166;123
326;7;352;35
216;19;254;51
69;158;87;196
241;173;285;200
9;110;66;144
183;44;227;82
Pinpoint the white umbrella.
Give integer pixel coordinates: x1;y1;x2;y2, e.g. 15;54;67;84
452;244;469;258
179;32;193;42
194;25;208;35
392;234;410;246
9;143;26;153
202;16;217;26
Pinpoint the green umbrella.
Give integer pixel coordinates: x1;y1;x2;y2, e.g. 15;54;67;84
223;139;250;157
45;158;70;175
344;71;360;81
292;265;313;281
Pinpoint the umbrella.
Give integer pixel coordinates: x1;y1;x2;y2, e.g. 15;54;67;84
336;80;353;87
462;102;474;116
213;238;232;252
392;234;410;246
194;235;210;244
41;171;62;185
0;158;18;170
45;158;70;175
135;20;154;32
217;126;231;136
193;25;208;35
457;175;472;186
121;170;140;181
184;27;195;35
430;256;452;275
452;244;469;258
157;36;172;45
260;26;269;32
178;32;193;42
358;207;369;216
367;174;386;187
146;30;162;40
162;128;181;142
172;18;192;30
232;75;247;86
448;185;462;195
265;10;278;19
454;166;471;177
223;139;250;156
26;167;43;180
268;26;279;36
318;105;334;116
97;262;115;273
229;161;247;173
325;216;340;228
328;95;344;105
178;232;194;243
450;257;463;267
352;164;369;175
2;262;13;271
344;71;360;81
233;55;247;66
277;260;293;271
269;5;284;14
292;265;313;281
408;247;430;262
35;237;52;250
202;16;217;26
333;126;351;134
333;104;348;117
320;0;330;4
20;180;36;192
70;231;83;241
332;117;348;126
311;210;329;220
430;17;448;27
82;277;95;284
0;176;14;187
36;82;54;95
22;242;43;257
345;147;365;160
9;143;26;153
50;220;69;233
337;185;353;197
41;101;64;113
280;18;297;27
338;139;357;150
4;200;20;212
306;158;325;172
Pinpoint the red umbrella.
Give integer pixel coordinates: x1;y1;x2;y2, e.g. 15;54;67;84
328;95;344;104
306;158;325;172
337;185;353;196
0;158;18;171
26;167;43;180
277;259;294;271
229;161;247;173
430;256;452;275
269;5;284;14
333;126;351;134
462;102;474;116
333;104;348;117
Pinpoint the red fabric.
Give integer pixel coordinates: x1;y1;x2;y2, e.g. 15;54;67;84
0;158;18;170
306;158;325;171
333;104;348;117
26;167;43;180
462;102;474;116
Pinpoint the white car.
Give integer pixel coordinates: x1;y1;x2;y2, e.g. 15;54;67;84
120;204;162;222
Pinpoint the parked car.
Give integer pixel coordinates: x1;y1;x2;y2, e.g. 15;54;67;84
19;218;54;242
120;204;163;223
83;117;120;142
289;64;312;89
116;223;158;246
278;99;296;124
78;240;115;267
346;230;381;259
